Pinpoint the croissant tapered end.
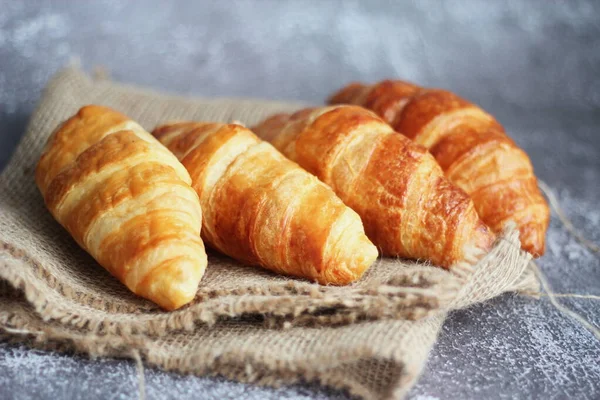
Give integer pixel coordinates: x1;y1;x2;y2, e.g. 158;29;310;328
458;205;496;266
328;81;421;127
327;82;367;105
152;122;378;285
329;81;550;256
245;114;291;142
135;251;207;310
520;221;548;257
36;106;207;310
500;196;549;257
323;213;379;284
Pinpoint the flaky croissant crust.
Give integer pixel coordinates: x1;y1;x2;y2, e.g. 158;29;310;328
329;80;550;256
253;105;495;269
36;105;207;310
153;122;378;285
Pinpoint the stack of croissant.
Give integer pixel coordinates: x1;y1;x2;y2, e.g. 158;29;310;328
36;79;549;310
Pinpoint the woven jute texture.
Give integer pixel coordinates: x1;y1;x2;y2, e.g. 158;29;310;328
0;67;539;399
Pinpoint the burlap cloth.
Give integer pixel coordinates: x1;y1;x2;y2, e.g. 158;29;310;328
0;67;540;399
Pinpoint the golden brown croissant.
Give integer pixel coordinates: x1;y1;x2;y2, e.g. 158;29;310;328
152;122;378;284
252;105;495;269
328;80;550;256
36;105;207;310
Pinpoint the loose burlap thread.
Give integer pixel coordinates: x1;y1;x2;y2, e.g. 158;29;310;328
0;68;539;399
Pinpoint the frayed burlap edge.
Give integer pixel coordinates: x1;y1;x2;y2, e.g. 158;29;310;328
0;300;445;400
0;225;533;337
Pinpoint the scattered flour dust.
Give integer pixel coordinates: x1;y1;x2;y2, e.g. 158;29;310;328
520;301;600;396
0;343;131;399
0;343;347;399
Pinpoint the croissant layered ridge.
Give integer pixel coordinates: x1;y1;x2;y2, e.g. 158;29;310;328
252;105;495;269
329;81;550;256
36;105;207;310
153;122;378;285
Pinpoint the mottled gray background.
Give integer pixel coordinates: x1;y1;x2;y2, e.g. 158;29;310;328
1;0;599;399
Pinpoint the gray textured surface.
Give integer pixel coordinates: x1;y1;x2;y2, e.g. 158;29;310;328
1;0;599;399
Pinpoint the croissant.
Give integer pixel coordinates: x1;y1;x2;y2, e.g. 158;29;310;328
252;105;495;269
152;122;378;284
36;105;207;310
328;80;550;255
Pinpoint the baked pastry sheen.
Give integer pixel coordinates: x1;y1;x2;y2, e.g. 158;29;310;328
329;80;550;256
36;105;207;310
153;122;378;284
253;105;495;269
